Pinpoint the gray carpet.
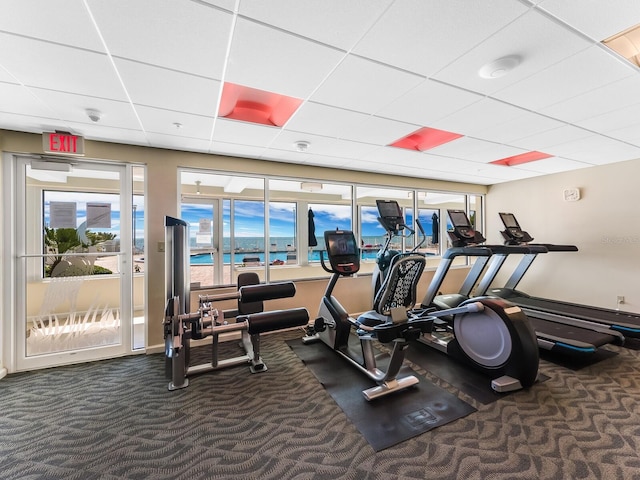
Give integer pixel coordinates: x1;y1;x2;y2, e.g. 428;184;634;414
2;329;640;479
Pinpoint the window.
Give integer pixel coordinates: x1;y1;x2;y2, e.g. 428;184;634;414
179;169;483;287
42;190;122;278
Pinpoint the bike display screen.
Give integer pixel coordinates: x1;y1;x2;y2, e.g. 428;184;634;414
324;230;359;274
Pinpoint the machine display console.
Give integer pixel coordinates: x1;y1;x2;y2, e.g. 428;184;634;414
447;209;486;245
376;199;406;234
499;212;534;244
324;230;360;274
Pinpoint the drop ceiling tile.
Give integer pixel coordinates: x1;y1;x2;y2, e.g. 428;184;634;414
362;143;429;166
136;105;214;139
309;55;424;114
428;137;531;164
537;0;640;40
212;118;284;147
284;102;417;145
261;149;350;170
271;131;379;159
0;112;70;135
145;133;213;153
540;76;640;124
338;115;420;145
494;45;636;111
87;0;233;78
0;67;17;83
474;165;543;182
377;79;483;126
283;102;365;138
65;122;149;147
575;103;640;134
512;156;590;174
474;111;565;144
412;153;490;172
433;9;592;95
296;153;352;169
544;134;640;163
29;87;141;130
352;0;529;76
509;124;593;150
0;33;126;100
115;58;221;116
606;123;640;145
238;0;394;50
0;0;104;51
225;18;345;99
212;142;268;159
0;83;56;118
198;0;236;11
431;97;527;137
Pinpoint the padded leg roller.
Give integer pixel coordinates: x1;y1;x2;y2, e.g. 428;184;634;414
247;308;309;335
239;282;297;303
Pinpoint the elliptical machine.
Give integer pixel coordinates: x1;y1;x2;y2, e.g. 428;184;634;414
414;208;540;392
371;199;425;297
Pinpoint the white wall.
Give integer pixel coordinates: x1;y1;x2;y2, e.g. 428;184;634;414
486;158;640;313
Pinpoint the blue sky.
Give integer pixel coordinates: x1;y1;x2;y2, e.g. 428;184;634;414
44;191;145;241
181;201;438;240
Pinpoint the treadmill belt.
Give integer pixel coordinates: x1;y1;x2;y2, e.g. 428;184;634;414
512;295;640;337
529;316;618;349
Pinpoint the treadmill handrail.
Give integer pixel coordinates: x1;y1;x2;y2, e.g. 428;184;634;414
532;243;578;252
442;246;493;259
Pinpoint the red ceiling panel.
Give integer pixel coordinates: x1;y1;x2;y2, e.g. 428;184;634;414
389;127;463;151
219;82;302;127
490;151;552;166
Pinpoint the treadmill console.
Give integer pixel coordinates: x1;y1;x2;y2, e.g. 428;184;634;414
499;212;534;244
376;199;406;234
324;230;360;275
447;209;486;246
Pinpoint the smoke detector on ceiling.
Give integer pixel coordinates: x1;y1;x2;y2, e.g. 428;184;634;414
478;55;520;79
295;141;310;152
86;108;101;122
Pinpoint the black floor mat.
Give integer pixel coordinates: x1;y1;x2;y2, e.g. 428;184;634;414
287;339;476;452
404;343;548;405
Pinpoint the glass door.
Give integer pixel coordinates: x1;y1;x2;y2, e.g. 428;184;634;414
14;156;134;370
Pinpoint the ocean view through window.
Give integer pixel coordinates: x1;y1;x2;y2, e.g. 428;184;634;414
180;170;482;287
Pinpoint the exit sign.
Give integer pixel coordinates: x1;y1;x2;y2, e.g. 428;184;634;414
42;131;85;156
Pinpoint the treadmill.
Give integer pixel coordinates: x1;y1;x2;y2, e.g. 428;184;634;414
423;210;624;355
476;212;640;339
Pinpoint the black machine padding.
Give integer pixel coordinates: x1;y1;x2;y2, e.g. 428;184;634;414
246;308;309;335
237;272;263;315
373;254;426;315
239;281;297;304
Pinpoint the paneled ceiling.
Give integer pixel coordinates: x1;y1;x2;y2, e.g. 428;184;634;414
2;0;640;185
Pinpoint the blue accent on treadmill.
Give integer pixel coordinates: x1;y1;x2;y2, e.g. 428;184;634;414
612;324;640;334
556;342;596;353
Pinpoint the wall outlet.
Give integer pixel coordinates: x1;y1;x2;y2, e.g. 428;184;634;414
617;295;625;305
158;241;165;253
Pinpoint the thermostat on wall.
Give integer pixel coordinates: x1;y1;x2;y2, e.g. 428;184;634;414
563;187;581;202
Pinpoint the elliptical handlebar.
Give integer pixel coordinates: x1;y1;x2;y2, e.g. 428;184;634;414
319;249;332;274
413;217;427;252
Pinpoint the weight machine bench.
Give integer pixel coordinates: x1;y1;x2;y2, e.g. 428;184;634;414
164;273;309;390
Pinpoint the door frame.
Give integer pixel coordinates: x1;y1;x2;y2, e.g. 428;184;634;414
5;153;137;372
